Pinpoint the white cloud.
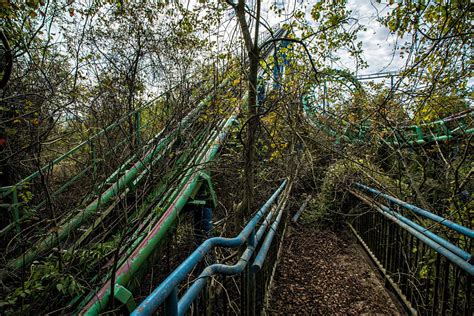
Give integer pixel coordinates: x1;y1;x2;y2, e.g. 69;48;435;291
260;0;406;76
339;0;406;75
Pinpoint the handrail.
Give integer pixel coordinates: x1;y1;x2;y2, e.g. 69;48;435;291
252;199;285;270
354;183;474;238
351;189;474;276
177;194;288;315
351;188;471;262
130;180;287;316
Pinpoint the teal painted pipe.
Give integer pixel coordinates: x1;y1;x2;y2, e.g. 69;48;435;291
252;200;285;271
354;191;474;276
355;183;474;238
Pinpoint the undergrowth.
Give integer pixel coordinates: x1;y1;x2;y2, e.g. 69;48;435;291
300;159;402;226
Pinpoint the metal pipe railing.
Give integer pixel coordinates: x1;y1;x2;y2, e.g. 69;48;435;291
355;183;474;238
177;198;286;315
252;201;285;271
351;190;474;275
130;180;287;316
352;188;472;263
377;199;471;262
351;188;473;315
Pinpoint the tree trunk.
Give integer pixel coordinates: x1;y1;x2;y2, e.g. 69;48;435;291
234;0;261;223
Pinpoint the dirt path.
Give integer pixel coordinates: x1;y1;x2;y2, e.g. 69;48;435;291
268;224;404;315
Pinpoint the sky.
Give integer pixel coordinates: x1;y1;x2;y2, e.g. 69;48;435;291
344;0;406;75
259;0;406;76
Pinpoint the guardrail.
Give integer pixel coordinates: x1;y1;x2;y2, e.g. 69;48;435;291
131;180;289;316
350;183;473;315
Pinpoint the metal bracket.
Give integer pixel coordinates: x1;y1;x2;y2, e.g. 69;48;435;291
114;284;137;312
187;171;217;208
199;171;217;208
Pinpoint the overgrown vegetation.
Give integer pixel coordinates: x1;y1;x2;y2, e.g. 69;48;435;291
0;0;472;314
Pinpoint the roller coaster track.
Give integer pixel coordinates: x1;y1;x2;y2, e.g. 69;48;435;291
303;69;473;147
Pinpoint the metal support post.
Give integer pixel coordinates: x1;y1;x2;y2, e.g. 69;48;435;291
135;111;142;146
164;287;178;316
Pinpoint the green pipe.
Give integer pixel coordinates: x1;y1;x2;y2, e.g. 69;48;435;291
78;106;236;260
116;120;227;266
116;130;211;252
3;134;175;274
81;112;237;315
121;113;232;271
71;128;190;249
120;106;231;241
0;163;95;236
2;72;231;198
81;163;202;313
75;104;234;311
2;77;241;274
77;170;191;313
0;80;208;194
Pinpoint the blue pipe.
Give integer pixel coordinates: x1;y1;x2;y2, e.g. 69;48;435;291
179;246;254;315
131;180;287;316
291;199;309;223
202;207;213;235
362;196;474;276
355;183;474;238
163;287;178;316
372;199;472;262
256;203;277;242
252;203;284;271
194;207;213;242
177;198;283;314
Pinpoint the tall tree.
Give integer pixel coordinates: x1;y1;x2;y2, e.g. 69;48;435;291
226;0;262;221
